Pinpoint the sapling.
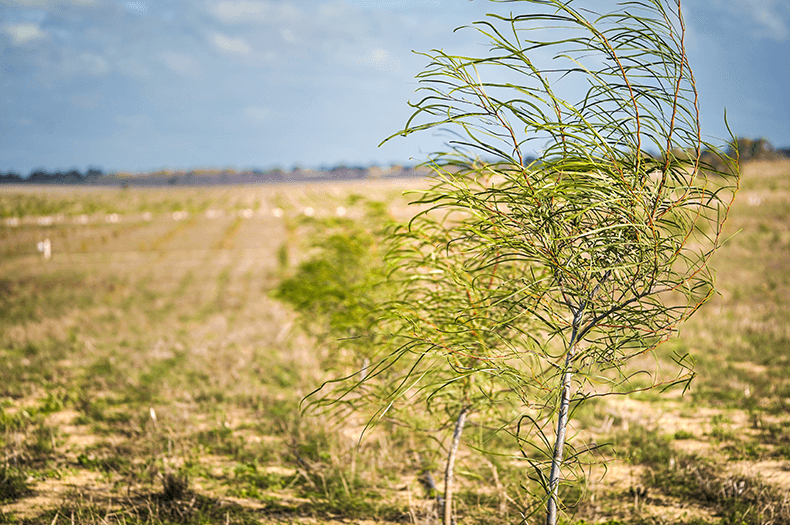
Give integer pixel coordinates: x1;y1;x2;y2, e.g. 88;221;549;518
303;202;536;523
303;1;738;523
378;0;739;523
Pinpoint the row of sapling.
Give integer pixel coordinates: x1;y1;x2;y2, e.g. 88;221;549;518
287;1;739;524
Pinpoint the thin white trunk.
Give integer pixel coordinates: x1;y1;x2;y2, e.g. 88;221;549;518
444;407;469;525
545;360;574;525
546;312;584;525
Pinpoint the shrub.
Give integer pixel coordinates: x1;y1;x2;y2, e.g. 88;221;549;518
302;1;739;524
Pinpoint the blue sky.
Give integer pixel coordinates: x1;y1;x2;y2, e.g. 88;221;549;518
1;0;788;174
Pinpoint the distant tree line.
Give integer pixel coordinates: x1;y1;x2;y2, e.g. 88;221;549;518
1;139;787;185
0;164;427;186
730;137;790;161
0;167;104;184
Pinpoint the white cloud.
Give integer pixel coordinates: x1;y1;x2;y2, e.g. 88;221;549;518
116;56;152;79
159;51;200;77
352;46;402;73
212;33;251;55
209;1;302;24
318;2;349;18
1;22;46;46
281;28;295;43
710;0;790;41
60;51;110;76
125;2;148;14
744;0;790;41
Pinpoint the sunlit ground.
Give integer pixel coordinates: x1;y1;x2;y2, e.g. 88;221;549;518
1;162;789;524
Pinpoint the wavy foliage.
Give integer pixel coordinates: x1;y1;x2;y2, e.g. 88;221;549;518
306;1;739;524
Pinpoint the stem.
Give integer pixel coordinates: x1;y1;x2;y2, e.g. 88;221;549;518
547;273;608;525
444;407;469;525
545;354;575;525
546;323;581;525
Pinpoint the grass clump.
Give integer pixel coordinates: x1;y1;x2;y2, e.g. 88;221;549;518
26;489;265;525
650;457;790;525
615;426;674;468
0;466;31;504
615;425;790;525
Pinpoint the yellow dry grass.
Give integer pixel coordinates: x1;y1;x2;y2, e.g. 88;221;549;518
1;164;789;524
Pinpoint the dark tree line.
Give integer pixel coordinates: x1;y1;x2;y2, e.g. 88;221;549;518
0;167;104;184
731;137;790;161
661;137;788;175
1;139;787;185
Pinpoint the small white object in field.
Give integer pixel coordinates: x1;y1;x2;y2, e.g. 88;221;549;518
303;206;314;217
106;213;120;223
6;217;20;227
206;209;221;219
272;208;284;218
37;238;51;260
336;206;347;217
37;216;53;226
241;208;254;219
143;212;152;221
77;214;89;224
172;210;188;221
747;195;762;206
149;407;157;423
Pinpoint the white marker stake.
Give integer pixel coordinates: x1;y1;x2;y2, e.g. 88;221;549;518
37;238;51;260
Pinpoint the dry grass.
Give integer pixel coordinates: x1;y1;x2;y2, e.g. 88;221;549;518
1;164;789;524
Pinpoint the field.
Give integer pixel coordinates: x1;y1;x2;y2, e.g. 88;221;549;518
1;161;789;525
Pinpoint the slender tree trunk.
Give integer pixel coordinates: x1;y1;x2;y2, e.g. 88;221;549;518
545;357;574;525
444;407;469;525
546;275;606;525
546;316;584;525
